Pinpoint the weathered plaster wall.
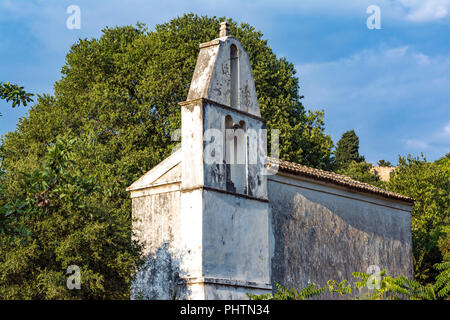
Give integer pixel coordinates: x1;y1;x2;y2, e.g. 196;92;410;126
203;282;270;300
370;166;396;182
206;37;260;116
268;173;413;299
203;101;267;199
181;101;204;190
131;189;183;300
202;189;271;285
187;37;261;117
187;44;220;101
129;24;415;300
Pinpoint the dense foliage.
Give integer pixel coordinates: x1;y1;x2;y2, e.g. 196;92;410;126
338;160;383;187
0;137;142;299
0;82;34;116
0;14;334;299
387;154;449;285
334;130;365;170
249;267;449;300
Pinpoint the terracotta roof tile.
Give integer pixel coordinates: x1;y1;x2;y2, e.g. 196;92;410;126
267;158;414;204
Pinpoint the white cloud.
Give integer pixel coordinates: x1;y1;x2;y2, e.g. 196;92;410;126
232;0;450;24
299;46;450;110
442;122;450;135
1;0;448;160
233;0;450;23
297;45;450;161
405;139;430;149
398;0;450;22
403;121;450;152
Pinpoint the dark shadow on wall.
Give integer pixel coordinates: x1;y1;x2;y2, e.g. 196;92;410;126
131;242;190;300
269;184;413;300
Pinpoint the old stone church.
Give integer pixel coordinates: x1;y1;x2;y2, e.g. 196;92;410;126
127;22;414;300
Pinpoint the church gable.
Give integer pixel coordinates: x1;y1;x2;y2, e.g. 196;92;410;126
187;22;261;117
152;162;181;185
128;22;414;300
127;150;181;192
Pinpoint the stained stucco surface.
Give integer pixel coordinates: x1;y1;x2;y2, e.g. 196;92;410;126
131;190;182;299
187;37;260;117
129;25;413;300
202;189;271;284
268;175;413;299
202;102;267;199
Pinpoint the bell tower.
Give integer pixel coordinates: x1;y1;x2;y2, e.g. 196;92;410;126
178;22;271;299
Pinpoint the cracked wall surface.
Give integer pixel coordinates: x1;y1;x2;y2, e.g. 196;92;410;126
268;175;413;299
131;190;185;300
129;25;413;300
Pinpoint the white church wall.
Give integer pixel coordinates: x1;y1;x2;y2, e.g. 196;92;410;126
187;36;261;117
181;101;204;190
202;189;271;287
128;22;414;301
268;173;414;299
130;188;183;300
179;188;205;283
202;101;267;199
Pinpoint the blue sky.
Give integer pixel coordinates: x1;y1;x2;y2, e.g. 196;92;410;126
0;0;449;164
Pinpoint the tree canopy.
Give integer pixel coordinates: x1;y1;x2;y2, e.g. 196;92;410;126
387;155;449;285
0;137;141;299
0;82;34;116
337;160;382;187
0;14;334;299
377;159;392;167
334;130;365;170
1;15;334;199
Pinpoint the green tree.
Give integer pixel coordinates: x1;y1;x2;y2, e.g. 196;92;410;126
334;130;365;170
249;270;439;300
387;155;449;285
0;14;333;298
377;159;392;167
248;282;326;300
1;15;334;202
338;160;383;188
434;255;450;299
0;137;142;299
0;149;7;231
0;82;34;116
435;153;450;172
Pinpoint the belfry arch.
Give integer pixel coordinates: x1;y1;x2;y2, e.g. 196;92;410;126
230;44;239;108
225;115;247;194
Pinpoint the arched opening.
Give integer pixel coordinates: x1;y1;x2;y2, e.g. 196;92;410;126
230;44;239;108
225;115;247;194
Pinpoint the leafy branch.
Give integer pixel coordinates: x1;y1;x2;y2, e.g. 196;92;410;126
0;82;34;116
249;268;449;300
